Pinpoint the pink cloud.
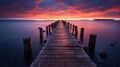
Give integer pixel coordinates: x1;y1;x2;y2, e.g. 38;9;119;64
35;0;44;4
110;0;118;2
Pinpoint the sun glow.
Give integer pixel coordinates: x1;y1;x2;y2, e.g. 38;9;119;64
1;17;119;21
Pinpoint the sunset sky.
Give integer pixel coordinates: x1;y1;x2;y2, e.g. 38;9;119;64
0;0;120;20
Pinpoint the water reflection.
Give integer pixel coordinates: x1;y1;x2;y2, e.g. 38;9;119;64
0;20;120;67
0;20;54;67
67;20;120;67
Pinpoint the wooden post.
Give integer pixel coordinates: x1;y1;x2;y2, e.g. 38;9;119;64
69;24;72;33
54;21;58;28
67;22;68;27
72;25;75;35
51;23;54;30
64;22;67;27
23;37;32;67
46;26;49;37
48;25;51;35
88;34;97;59
64;22;66;26
68;22;70;31
70;24;72;30
80;28;84;43
50;24;53;33
53;23;55;29
53;22;55;28
38;27;44;45
75;26;78;38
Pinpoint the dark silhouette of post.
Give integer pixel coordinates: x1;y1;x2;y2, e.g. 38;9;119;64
38;27;44;45
75;26;78;39
48;25;51;35
51;23;54;31
46;26;49;37
70;24;72;30
72;25;75;35
23;37;32;67
88;34;97;59
64;21;67;27
68;22;70;31
66;22;68;29
80;28;84;43
70;24;72;33
54;21;58;28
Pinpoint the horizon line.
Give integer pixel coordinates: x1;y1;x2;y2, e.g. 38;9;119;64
0;18;120;20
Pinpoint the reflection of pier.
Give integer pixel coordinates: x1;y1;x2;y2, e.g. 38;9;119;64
25;20;97;67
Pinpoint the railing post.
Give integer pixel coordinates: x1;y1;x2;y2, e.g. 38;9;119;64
70;24;72;30
72;25;75;35
80;28;84;43
88;34;97;59
23;37;32;67
48;25;51;35
50;24;52;33
38;27;44;45
51;23;54;31
75;26;78;39
68;22;70;31
46;26;49;37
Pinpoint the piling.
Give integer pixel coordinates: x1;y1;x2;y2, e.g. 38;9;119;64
51;23;54;31
48;25;51;35
69;24;72;33
46;26;49;37
80;28;84;43
54;21;58;28
23;37;32;67
70;24;72;30
88;34;97;59
75;26;78;39
72;25;75;35
68;22;70;31
67;22;69;27
38;27;44;45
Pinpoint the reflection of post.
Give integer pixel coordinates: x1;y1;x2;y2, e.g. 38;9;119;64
88;34;97;59
80;28;84;43
75;26;78;39
38;27;44;45
23;37;32;67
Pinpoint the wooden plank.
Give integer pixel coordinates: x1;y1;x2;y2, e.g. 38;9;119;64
30;21;97;67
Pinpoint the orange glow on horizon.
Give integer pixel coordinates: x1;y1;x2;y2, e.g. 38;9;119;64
0;0;119;20
8;5;118;20
1;17;120;20
1;5;120;20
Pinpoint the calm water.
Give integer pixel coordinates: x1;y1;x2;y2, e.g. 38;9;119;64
0;20;120;67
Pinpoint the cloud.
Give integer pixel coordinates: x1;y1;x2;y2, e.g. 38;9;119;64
0;0;120;19
35;0;44;4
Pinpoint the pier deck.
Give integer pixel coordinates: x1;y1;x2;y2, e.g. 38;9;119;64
30;21;97;67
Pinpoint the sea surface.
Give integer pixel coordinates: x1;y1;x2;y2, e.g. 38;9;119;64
0;20;120;67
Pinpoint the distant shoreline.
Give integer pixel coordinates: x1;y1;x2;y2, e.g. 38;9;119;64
0;19;119;21
94;19;115;21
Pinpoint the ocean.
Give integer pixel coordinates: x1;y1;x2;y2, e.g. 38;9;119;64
0;20;120;67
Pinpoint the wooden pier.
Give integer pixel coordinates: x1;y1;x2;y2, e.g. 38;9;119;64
30;21;97;67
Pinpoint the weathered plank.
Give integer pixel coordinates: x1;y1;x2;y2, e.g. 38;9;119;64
30;21;97;67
